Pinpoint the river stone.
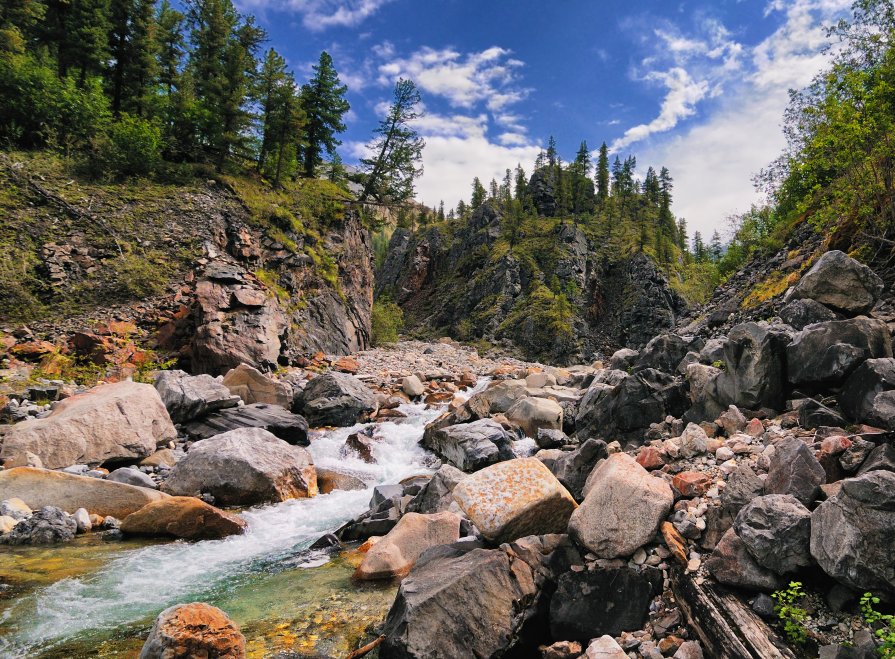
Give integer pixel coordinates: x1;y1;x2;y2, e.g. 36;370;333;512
840;358;895;428
1;505;76;545
550;567;662;640
525;372;557;388
121;496;246;540
162;428;317;506
553;438;608;501
0;497;31;520
379;543;541;658
453;458;577;544
733;494;812;574
222;363;292;408
107;467;158;489
183;403;309;446
140;449;178;468
153;370;239;424
787;317;892;389
140;602;246;659
295;371;377;427
406;464;465;514
0;381;176;469
0;515;17;534
0;467;168;518
421;418;512;472
354;511;461;580
810;471;895;595
402;375;425;397
705;528;784;592
316;468;369;494
764;437;825;505
586;636;628;659
787;249;884;315
477;379;529;413
569;453;673;558
505;397;563;438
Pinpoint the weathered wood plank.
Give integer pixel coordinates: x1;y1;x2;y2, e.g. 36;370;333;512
670;568;797;659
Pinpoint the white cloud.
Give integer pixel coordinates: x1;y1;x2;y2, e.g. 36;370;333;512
635;0;852;239
377;46;530;111
237;0;394;31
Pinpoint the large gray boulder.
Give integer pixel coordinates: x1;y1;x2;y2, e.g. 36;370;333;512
712;322;790;411
810;471;895;595
420;419;513;472
787;250;883;315
787;317;892;389
550;438;608;501
840;358;895;428
505;397;563;438
153;370;239;424
635;333;702;374
733;494;812;575
568;453;673;558
705;528;784;592
183;403;309;446
0;505;76;545
295;371;377;427
764;437;825;506
406;464;465;514
162;428;316;506
549;567;662;640
779;298;840;330
0;381;176;469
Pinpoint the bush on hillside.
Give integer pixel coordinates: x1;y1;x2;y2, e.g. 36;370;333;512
371;297;403;345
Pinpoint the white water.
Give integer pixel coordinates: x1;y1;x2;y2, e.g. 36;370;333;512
0;379;491;657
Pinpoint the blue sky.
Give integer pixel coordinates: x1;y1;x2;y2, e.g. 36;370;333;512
233;0;853;238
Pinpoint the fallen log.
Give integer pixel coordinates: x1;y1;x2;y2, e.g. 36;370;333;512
345;635;384;659
670;568;797;659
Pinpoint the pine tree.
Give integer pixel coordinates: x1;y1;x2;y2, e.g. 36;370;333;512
257;48;289;173
108;0;158;116
44;0;110;82
359;78;425;204
456;199;468;219
438;200;445;221
471;176;486;210
514;164;528;206
596;142;610;203
489;178;498;200
546;135;557;169
156;0;185;96
1;0;45;54
300;51;349;177
692;231;707;262
709;230;723;262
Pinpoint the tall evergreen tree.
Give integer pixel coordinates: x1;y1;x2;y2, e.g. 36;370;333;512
108;0;158;116
300;51;349;177
156;0;185;96
43;0;110;82
596;142;610;203
470;176;486;210
0;0;45;53
358;78;424;204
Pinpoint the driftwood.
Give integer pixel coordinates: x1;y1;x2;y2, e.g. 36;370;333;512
670;569;797;659
345;635;384;659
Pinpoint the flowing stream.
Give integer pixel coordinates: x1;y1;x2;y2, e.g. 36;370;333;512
0;379;491;658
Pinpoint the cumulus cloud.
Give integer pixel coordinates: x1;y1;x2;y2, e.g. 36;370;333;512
238;0;394;31
635;0;852;238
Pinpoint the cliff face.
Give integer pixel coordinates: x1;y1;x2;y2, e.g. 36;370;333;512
376;203;687;363
0;154;373;375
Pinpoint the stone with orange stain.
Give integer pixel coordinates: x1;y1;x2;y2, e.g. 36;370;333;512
636;447;665;470
10;341;57;359
672;471;713;497
660;521;688;566
453;458;577;544
334;355;359;373
140;602;246;659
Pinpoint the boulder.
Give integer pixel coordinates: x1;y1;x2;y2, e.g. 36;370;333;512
764;437;825;505
717;405;747;436
857;443;895;475
420;418;512;472
536;428;576;449
575;369;687;442
0;505;76;545
140;602;246;659
733;494;812;574
779;298;840;330
549;567;662;640
505;397;563;438
107;467;158;489
183;403;309;446
721;465;765;516
551;438;608;501
0;381;176;469
705;528;784;591
810;471;895;595
840;358;895;429
354;511;461;579
712;322;790;412
684;363;725;423
453;458;577;543
0;467;167;518
787;317;892;389
568;453;673;558
295;371;377;427
316;468;368;494
162;428;316;506
787;250;883;315
609;348;639;371
678;422;708;458
141;449;178;468
478;379;529;413
122;497;246;540
153;370;239;424
406;464;465;514
402;375;425;397
636;333;702;374
379;543;541;658
222;363;291;408
525;372;557;388
1;497;31;519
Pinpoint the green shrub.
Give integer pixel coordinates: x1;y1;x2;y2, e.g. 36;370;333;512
93;114;163;178
861;592;895;658
371;297;403;346
106;250;170;299
772;581;808;645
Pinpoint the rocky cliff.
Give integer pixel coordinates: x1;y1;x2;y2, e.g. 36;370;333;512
0;153;373;375
376;202;687;363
